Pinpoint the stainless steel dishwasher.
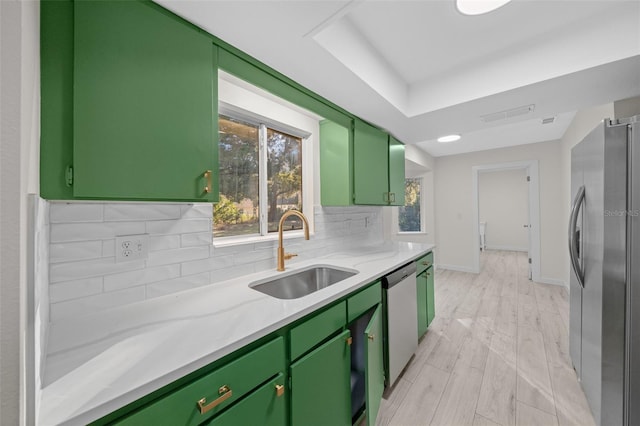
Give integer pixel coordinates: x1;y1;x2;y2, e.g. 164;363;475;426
382;261;418;386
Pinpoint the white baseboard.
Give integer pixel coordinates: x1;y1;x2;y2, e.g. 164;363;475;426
534;276;567;287
437;264;477;273
484;245;528;252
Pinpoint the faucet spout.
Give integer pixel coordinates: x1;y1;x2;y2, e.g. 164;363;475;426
277;210;310;271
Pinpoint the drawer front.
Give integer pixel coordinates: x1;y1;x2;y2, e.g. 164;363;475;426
347;281;381;323
117;337;285;425
416;251;434;275
290;301;346;361
203;373;286;426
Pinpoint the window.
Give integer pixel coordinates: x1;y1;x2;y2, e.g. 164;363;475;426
398;178;422;233
214;114;303;239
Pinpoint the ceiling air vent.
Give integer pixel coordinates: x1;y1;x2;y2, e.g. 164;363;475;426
541;117;555;125
480;104;535;123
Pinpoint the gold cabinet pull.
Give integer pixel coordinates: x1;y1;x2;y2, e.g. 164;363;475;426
203;170;213;194
367;334;375;341
197;385;232;414
275;384;285;397
389;192;396;203
346;336;353;346
422;261;431;267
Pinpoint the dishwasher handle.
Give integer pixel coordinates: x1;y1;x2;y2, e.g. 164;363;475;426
382;262;417;289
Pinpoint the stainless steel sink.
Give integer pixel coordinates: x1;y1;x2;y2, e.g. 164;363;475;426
250;265;358;299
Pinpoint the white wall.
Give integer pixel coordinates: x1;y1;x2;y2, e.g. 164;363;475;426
614;95;640;119
479;169;529;251
1;0;40;424
435;140;564;282
560;102;614;285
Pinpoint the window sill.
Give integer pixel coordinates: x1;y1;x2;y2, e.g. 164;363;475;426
213;230;312;248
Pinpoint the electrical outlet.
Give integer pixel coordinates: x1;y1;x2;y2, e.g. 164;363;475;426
115;234;148;263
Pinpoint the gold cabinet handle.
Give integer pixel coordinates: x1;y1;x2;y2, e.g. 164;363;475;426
389;192;396;203
275;384;285;397
346;336;353;346
203;170;213;194
367;334;375;341
422;261;431;267
197;385;232;414
426;273;431;277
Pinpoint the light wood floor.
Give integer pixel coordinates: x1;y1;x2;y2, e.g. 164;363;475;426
377;250;596;426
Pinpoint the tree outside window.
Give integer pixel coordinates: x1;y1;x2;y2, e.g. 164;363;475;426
398;178;422;232
214;115;303;238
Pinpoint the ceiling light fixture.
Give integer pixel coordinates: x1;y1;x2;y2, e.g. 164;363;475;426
456;0;512;15
437;134;461;143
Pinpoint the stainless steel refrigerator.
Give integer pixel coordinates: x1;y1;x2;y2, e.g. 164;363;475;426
569;115;639;426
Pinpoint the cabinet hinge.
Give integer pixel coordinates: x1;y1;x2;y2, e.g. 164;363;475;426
526;176;531;182
65;165;74;187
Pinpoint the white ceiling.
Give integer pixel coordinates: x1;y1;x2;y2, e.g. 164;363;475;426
155;0;640;156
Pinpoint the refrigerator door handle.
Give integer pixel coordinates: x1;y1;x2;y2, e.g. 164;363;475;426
569;185;586;288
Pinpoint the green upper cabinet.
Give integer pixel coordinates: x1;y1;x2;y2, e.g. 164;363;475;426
388;136;406;206
41;0;218;201
353;119;390;205
319;118;405;206
319;120;353;206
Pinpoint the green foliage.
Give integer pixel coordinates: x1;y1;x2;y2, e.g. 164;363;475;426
399;178;421;232
214;194;241;225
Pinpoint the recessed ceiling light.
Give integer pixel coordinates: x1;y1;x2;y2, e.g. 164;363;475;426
456;0;512;15
437;134;461;143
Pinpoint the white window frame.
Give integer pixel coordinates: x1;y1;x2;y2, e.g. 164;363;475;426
214;102;314;245
394;176;426;235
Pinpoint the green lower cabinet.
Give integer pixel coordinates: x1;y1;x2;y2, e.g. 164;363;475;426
417;271;428;338
113;337;285;425
291;330;352;426
203;373;286;426
426;267;435;327
364;305;384;426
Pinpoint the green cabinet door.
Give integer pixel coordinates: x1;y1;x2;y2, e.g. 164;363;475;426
73;0;217;201
203;374;286;426
417;271;428;338
319;120;353;206
364;305;384;426
353;119;389;205
426;267;435;326
291;330;351;426
388;136;406;206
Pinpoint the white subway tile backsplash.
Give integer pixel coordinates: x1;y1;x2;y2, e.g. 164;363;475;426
146;218;211;236
103;264;181;292
181;232;212;247
50;241;103;263
50;257;145;283
146;246;209;267
50;287;146;321
102;240;115;257
148;235;181;252
146;272;210;299
50;222;146;243
104;204;181;222
49;277;103;303
180;203;213;219
50;203;103;223
47;202;384;320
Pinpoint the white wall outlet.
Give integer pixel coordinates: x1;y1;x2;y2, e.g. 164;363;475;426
115;234;149;263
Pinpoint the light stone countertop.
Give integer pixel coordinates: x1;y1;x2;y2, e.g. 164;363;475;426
39;241;434;426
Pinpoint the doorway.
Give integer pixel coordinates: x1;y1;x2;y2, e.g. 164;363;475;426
471;160;541;281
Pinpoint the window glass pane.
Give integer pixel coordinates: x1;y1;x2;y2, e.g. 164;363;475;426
399;178;421;232
214;116;260;238
266;128;303;233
